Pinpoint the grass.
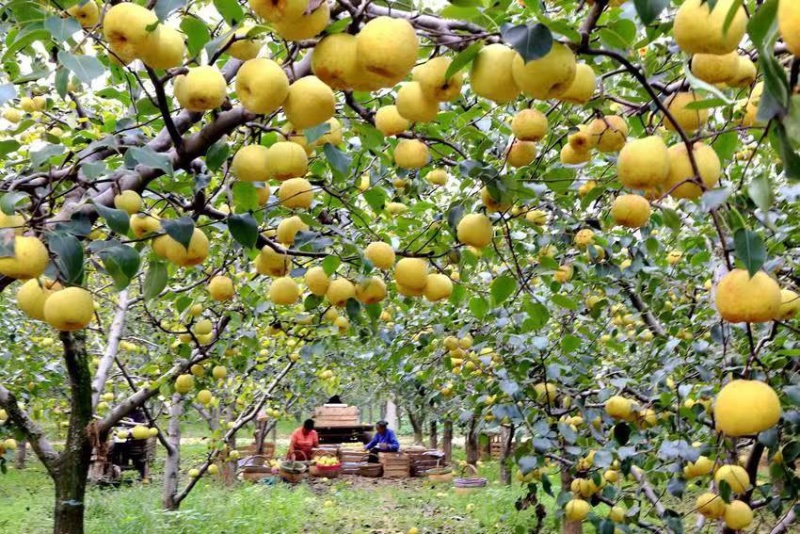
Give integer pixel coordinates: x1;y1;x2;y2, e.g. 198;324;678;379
0;442;559;534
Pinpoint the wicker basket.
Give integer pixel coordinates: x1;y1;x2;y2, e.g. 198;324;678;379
280;453;308;484
426;467;453;484
453;464;487;494
358;462;383;477
241;465;273;483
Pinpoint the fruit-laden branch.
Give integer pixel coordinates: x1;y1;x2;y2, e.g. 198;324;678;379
90;289;129;408
618;280;667;337
0;384;60;474
95;314;231;435
172;361;295;505
629;467;675;532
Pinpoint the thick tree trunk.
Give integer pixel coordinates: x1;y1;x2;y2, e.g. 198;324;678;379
499;425;515;486
54;331;93;534
15;439;26;469
385;399;397;430
465;418;479;466
429;420;438;449
442;420;453;463
408;411;424;445
161;393;183;511
561;469;582;534
368;403;374;423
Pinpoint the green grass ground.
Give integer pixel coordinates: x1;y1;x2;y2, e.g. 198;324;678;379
0;442;560;534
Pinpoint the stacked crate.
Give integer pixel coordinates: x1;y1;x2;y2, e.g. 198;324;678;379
408;450;446;477
379;452;410;478
312;404;360;427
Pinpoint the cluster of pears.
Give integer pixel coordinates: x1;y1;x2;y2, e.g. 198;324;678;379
102;3;185;68
14;270;96;332
715;268;799;324
442;335;491;378
115;425;158;441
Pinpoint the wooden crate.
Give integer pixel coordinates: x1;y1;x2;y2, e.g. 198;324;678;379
340;450;369;464
312;404;360;427
408;450;446;477
379;452;410;478
312;445;340;459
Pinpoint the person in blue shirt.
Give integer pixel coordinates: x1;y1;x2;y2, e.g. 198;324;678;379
363;420;400;462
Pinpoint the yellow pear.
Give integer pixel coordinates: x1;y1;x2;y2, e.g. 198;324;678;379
236;58;289;115
173;66;227;112
610;194;650;228
587;115;627;152
312;33;359;90
232;145;270;182
266;141;307;181
481;186;511;213
249;0;308;23
469;44;520;104
394;139;429;169
617;136;670;190
67;1;99;28
714;464;750;494
511;44;577;99
674;0;747;55
175;374;194;394
284;76;334;129
356;17;418;82
394;258;428;290
426;169;448;186
457;213;493;248
778;0;800;56
165;228;209;267
511;109;548;142
327;278;356;307
278;178;313;209
0;236;48;280
412;57;463;102
276;216;308;245
102;3;157;59
715;379;781;436
396;82;439;123
507;140;536;168
375;105;410;136
560;145;590;165
197;390;213;405
227;26;262;61
690;52;738;84
724;500;753;530
208;275;234;301
130;214;160;238
664;142;720;199
605;396;634;420
716;269;781;323
776;289;800;320
140;25;185;70
316;118;343;146
728;55;757;87
305;266;330;296
559;63;596;104
365;242;395;270
355;276;387;305
423;274;453;302
43;287;94;331
564;499;590;522
695;493;726;519
272;2;329;41
665;92;708;133
268;276;300;306
17;278;62;321
255;246;291;277
114;190;142;215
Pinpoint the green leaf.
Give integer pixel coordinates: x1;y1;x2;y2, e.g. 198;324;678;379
772;123;800;180
469;296;489;318
322;255;340;276
524;301;549;331
48;232;84;285
44;16;81;42
227;213;258;249
733;229;766;277
0;84;17;107
181;17;211;57
0;140;20;158
304;294;323;311
0;192;29;216
305;122;331;144
598;19;637;50
551;294;578;310
722;0;743;35
747;176;774;212
31;144;65;168
501;23;553;63
661;208;681;232
490;275;517;306
633;0;669;25
144;261;168;300
99;244;141;290
57;51;104;85
323;144;352;176
747;0;778;48
127;146;173;175
94;203;130;235
205;140;229;172
345;298;361;320
161;217;194;250
445;42;482;80
232;182;259;213
213;0;244;26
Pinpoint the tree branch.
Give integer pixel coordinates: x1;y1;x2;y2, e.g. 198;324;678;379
91;289;129;408
0;384;59;474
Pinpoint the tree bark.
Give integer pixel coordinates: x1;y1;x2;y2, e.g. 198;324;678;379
465;418;479;466
15;439;27;469
385;399;397;430
429;420;438;449
91;289;129;408
443;420;453;463
561;469;582;534
499;425;515;486
54;331;93;534
161;393;183;511
408;411;424;445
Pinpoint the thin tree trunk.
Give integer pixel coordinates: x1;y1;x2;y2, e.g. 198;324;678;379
161;393;183;511
54;331;93;534
408;411;424;445
465;418;479;466
91;290;129;408
429;420;438;449
561;469;582;534
369;403;374;423
15;439;27;469
499;425;515;485
443;420;453;463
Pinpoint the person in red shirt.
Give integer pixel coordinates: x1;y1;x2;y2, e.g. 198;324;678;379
288;419;318;461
